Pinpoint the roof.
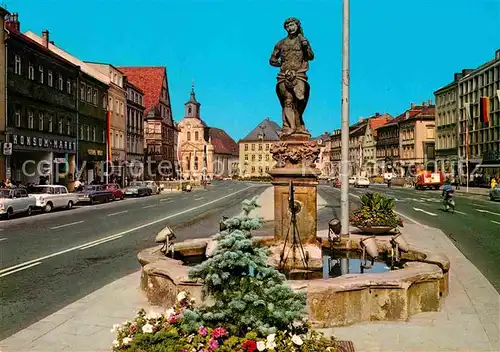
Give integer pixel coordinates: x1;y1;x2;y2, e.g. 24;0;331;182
209;128;238;156
125;80;144;95
118;67;166;115
376;105;435;130
312;132;331;141
13;30;78;70
186;86;200;106
369;115;391;135
24;31;109;85
239;117;281;142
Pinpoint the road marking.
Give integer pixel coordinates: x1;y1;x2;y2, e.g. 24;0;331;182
413;208;437;216
195;197;204;201
79;235;123;250
0;186;254;276
0;262;42;278
492;220;500;225
160;198;174;202
108;210;128;217
181;197;188;200
49;220;84;230
454;210;467;215
0;238;7;242
142;204;156;209
475;209;500;216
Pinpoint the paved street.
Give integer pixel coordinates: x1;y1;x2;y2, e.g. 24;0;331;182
0;181;266;340
318;184;500;292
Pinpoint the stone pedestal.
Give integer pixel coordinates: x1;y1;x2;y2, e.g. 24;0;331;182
268;138;321;245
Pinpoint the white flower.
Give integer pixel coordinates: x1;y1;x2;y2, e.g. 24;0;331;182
112;340;119;347
291;334;303;346
145;311;161;320
177;291;187;302
266;341;277;349
142;323;154;333
110;324;121;333
267;333;276;342
257;341;266;351
122;337;133;345
165;308;175;317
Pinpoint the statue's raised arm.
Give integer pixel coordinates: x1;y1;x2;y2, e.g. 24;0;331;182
269;18;313;138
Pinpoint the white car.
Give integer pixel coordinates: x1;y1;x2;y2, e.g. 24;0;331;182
355;176;370;188
348;177;356;185
144;181;160;195
0;188;36;219
29;185;79;212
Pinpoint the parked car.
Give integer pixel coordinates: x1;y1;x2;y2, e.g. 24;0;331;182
103;183;124;200
0;188;36;219
348;177;356;185
123;181;152;197
489;185;500;201
332;178;341;188
29;185;79;212
354;176;370;188
143;180;160;195
77;185;115;204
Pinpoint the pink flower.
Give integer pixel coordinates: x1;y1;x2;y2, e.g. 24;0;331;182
211;327;227;338
167;314;179;324
199;326;208;336
209;338;219;350
130;325;136;333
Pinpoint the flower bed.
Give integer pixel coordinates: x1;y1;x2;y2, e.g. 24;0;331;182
349;192;403;229
112;197;340;351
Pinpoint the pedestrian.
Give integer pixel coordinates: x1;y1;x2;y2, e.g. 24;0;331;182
491;177;496;189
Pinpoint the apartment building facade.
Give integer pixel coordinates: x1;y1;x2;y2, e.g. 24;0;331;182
238;117;280;178
458;49;500;183
362;113;391;176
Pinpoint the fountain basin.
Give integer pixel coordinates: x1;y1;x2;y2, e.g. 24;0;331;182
138;230;449;327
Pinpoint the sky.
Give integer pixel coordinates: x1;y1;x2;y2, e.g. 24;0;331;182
5;0;499;141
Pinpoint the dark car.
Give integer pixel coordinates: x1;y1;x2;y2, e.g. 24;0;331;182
103;183;125;200
77;185;114;205
123;181;152;197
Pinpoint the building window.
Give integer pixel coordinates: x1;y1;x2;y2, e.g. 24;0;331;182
258;155;262;161
67;80;72;94
80;83;85;101
93;89;98;105
67;120;71;135
58;74;63;90
48;70;53;87
92;126;96;141
58;119;63;134
87;87;92;102
251;166;255;173
28;111;34;129
194;156;199;170
244;144;248;151
28;63;35;80
39;65;44;83
102;94;107;109
251;144;255;151
87;126;91;141
245;154;248;160
14;54;21;75
48;115;53;132
188;106;192;115
14;108;21;127
252;155;255;161
195;131;199;140
115;99;119;113
39;112;44;131
187;131;191;141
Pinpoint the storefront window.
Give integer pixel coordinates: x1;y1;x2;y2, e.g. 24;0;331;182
28;111;34;129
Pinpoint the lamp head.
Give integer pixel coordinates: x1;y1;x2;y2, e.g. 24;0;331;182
155;225;176;243
329;218;341;235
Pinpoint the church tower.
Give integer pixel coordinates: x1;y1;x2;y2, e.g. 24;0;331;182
184;83;201;118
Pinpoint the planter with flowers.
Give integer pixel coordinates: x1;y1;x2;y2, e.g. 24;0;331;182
112;197;343;351
349;192;403;234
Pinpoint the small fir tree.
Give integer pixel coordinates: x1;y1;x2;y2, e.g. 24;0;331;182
182;196;307;336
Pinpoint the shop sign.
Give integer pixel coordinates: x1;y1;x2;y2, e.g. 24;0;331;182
12;134;76;152
88;149;104;156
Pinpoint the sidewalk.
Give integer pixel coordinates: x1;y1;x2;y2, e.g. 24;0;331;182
1;188;498;351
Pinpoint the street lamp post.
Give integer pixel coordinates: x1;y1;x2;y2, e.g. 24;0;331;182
340;0;350;236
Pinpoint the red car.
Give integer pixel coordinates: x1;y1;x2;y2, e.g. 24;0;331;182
103;183;124;200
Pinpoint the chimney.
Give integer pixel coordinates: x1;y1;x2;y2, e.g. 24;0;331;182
42;30;49;48
6;13;20;32
422;101;426;106
410;102;415;109
496;49;500;60
375;112;380;117
428;99;432;105
454;72;463;82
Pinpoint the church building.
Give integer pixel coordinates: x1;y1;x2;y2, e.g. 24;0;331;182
177;87;238;180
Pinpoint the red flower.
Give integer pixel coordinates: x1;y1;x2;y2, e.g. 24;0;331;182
242;340;257;352
211;327;227;338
